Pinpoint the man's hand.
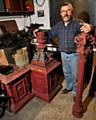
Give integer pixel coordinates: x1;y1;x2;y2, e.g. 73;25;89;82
80;23;93;33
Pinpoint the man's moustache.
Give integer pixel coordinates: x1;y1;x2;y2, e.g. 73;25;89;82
64;15;69;17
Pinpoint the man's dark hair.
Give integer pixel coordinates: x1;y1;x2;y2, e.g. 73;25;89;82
60;1;74;12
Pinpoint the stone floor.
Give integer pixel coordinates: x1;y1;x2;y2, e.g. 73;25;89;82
1;80;96;120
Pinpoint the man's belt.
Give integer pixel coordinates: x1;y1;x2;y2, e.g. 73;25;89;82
65;51;76;54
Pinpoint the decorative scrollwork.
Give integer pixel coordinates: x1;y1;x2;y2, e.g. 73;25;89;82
74;32;95;55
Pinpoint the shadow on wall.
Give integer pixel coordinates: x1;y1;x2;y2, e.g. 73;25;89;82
78;11;90;23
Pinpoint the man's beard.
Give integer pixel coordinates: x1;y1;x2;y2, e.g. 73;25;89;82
62;15;72;22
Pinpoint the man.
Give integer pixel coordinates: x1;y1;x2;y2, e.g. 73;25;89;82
33;2;93;99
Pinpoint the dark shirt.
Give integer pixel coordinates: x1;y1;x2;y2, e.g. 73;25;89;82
48;18;82;52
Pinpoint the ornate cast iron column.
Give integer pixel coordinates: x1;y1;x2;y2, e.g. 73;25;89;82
72;32;95;117
31;31;62;102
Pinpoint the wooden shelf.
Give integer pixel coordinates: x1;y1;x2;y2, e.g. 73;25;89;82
0;11;34;16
